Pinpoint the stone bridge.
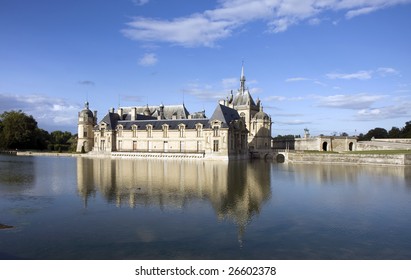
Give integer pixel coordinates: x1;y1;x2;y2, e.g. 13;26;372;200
250;149;288;162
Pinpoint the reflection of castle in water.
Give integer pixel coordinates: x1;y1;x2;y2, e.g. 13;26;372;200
285;163;411;187
76;158;271;242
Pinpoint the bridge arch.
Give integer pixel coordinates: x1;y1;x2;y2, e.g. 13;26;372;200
276;153;285;163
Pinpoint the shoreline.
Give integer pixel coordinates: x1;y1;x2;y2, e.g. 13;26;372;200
14;151;82;157
4;150;411;166
284;151;411;166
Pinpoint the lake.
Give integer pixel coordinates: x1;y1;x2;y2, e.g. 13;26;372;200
1;154;411;259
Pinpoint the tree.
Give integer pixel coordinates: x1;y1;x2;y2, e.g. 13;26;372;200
0;110;46;150
357;133;366;141
388;126;401;138
401;121;411;138
364;127;388;140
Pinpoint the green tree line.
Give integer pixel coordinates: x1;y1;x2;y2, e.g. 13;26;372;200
357;121;411;141
0;110;77;152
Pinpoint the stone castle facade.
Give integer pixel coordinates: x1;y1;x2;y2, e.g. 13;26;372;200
76;67;272;159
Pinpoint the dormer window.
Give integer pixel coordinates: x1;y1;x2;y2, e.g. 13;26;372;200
117;125;123;137
162;124;169;138
213;126;220;137
178;124;185;138
146;124;153;138
195;123;203;137
132;125;138;138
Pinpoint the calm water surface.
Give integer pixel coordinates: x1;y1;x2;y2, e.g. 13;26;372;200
1;155;411;260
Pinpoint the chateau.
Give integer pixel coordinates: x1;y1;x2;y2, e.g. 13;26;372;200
76;67;272;159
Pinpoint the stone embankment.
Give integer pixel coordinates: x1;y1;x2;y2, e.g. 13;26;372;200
15;151;81;157
286;152;411;166
357;139;411;151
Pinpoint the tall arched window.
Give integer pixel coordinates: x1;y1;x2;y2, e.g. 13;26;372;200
132;125;137;138
117;125;123;137
162;124;169;138
146;125;153;138
213;126;220;137
178;124;185;138
196;123;203;137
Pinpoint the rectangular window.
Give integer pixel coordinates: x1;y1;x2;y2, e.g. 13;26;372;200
100;140;105;151
213;127;219;137
213;140;219;152
133;141;137;151
83;131;87;137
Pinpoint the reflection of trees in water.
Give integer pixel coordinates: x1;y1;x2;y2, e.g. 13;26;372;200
405;167;411;188
285;163;411;188
76;158;272;241
0;156;35;191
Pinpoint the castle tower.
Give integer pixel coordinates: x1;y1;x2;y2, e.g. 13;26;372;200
228;64;272;151
250;103;272;150
76;101;97;153
230;64;259;136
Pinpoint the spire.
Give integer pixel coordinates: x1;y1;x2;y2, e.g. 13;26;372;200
240;61;246;94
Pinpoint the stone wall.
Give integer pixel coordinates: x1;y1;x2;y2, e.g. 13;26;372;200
295;137;356;152
357;140;411;151
295;138;319;150
372;138;411;144
286;152;411;166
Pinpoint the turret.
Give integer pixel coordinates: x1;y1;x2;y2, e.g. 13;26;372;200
76;101;96;153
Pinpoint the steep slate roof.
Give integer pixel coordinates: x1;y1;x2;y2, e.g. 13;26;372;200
209;103;241;128
118;119;210;130
121;104;190;120
99;112;120;130
97;103;239;131
232;90;257;107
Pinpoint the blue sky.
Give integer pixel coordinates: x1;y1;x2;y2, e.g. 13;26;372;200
1;0;411;136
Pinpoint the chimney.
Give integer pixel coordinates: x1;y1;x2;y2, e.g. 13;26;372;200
131;107;137;121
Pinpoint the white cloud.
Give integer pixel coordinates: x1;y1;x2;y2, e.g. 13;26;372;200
356;101;411;120
182;76;260;102
264;95;306;102
138;53;158;66
181;83;226;102
122;0;411;47
285;77;311;82
326;70;373;80
325;67;400;80
277;119;312;125
345;6;380;19
377;67;400;76
0;93;81;131
132;0;149;6
265;95;286;102
221;77;238;88
316;93;385;109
